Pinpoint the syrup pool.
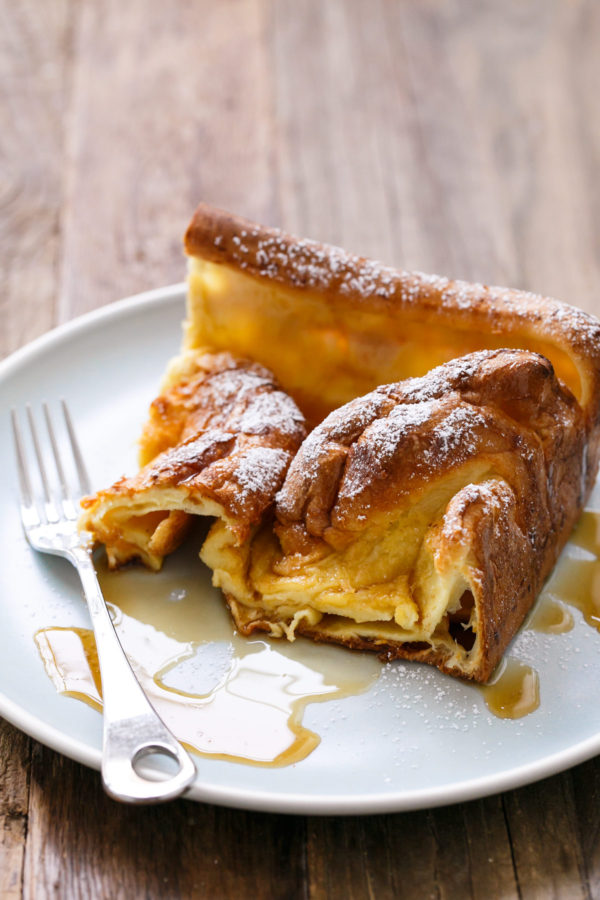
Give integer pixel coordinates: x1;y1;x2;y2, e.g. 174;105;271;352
478;509;600;717
35;541;381;767
526;596;574;635
543;511;600;631
34;510;600;751
478;658;540;719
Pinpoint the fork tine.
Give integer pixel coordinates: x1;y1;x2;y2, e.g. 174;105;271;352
26;404;52;507
43;402;69;502
11;408;44;527
11;409;34;508
61;400;92;496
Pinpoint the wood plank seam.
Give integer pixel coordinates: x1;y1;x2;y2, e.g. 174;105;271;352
566;772;594;900
501;795;523;900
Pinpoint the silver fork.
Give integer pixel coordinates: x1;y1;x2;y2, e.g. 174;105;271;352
11;401;196;804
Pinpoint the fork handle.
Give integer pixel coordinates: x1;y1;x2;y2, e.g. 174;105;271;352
73;548;196;803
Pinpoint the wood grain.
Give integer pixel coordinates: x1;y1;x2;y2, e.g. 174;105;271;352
503;775;589;899
0;0;76;891
572;758;600;898
0;723;30;900
306;798;519;900
23;745;306;900
57;0;279;320
0;0;75;354
2;0;600;897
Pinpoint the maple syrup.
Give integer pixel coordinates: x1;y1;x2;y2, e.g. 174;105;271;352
569;510;600;555
544;557;600;631
479;658;540;719
35;543;381;767
36;627;102;711
34;510;600;753
542;510;600;632
526;596;573;634
478;510;600;717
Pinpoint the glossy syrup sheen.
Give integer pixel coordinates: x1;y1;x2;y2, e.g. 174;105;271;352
478;510;600;717
35;543;381;767
34;510;600;750
543;510;600;631
479;658;540;719
526;596;574;635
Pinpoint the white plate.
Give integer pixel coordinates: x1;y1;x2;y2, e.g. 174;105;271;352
1;283;599;816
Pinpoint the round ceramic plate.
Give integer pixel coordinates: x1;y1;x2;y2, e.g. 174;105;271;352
1;284;599;815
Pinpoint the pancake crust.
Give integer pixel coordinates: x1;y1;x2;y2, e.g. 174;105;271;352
184;203;600;433
204;349;588;681
80;350;307;569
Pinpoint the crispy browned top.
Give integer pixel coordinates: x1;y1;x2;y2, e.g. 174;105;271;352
83;351;307;539
185;203;600;425
275;349;586;554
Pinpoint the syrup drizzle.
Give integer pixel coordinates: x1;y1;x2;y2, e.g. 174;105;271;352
478;510;600;717
34;510;600;749
35;545;380;767
569;509;600;555
479;658;540;719
526;596;574;635
544;511;600;632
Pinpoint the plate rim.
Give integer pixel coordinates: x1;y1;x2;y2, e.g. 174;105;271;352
0;283;186;383
2;676;600;815
1;283;600;816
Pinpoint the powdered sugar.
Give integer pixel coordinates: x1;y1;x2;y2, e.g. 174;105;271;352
202;367;273;412
233;447;291;498
141;353;307;520
223;229;401;299
206;221;600;359
152;430;236;483
181;361;305;444
425;405;488;458
275;344;583;540
236;390;305;440
341;400;488;501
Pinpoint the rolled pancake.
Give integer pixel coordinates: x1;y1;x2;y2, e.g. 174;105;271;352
201;349;588;681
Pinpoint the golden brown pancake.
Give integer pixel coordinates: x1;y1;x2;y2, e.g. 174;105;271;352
81;204;600;682
202;349;586;681
80;349;306;569
184;203;600;436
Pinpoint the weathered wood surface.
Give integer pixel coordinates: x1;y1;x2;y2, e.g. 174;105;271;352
2;0;600;897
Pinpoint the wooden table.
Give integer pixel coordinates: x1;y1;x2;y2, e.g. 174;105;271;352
2;1;600;896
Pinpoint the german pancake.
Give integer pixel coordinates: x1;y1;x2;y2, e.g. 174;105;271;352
81;205;600;682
